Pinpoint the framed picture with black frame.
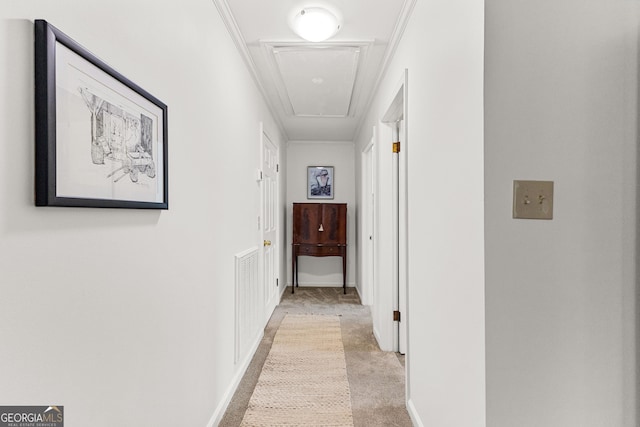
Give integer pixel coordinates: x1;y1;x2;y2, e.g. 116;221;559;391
34;19;168;209
307;166;334;199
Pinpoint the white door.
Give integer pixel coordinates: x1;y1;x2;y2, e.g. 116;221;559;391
398;118;407;355
391;121;401;353
261;130;279;322
361;137;376;306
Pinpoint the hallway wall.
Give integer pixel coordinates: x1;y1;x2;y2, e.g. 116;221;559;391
285;141;356;288
354;0;486;425
485;1;639;426
0;2;284;426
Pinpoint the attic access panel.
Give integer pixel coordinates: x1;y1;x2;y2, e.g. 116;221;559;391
273;46;360;117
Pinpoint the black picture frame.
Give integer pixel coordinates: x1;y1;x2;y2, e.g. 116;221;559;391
34;20;168;209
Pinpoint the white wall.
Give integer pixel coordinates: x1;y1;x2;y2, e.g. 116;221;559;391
354;0;486;425
0;2;285;426
286;141;356;288
485;1;639;426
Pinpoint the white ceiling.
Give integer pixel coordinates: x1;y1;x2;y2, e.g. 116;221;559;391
213;0;413;141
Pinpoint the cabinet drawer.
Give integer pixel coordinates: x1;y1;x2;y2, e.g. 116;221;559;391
298;245;342;256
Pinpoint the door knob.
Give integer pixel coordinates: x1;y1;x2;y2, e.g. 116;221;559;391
263;240;272;246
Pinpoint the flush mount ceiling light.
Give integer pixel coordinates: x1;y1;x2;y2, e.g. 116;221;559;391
290;7;341;42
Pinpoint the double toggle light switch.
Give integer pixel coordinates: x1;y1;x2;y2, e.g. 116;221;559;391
513;180;554;220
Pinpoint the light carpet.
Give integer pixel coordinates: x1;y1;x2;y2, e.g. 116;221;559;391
240;314;354;427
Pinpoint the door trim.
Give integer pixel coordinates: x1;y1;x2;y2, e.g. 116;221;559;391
382;70;408;356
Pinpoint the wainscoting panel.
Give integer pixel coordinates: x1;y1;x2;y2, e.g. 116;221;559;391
235;247;262;364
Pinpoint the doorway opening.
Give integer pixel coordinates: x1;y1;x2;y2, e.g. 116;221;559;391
382;70;408;355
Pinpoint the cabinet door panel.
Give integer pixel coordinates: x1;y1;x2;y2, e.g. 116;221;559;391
319;204;347;245
293;203;320;244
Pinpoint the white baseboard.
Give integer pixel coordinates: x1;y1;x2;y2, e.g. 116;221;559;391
287;282;357;287
354;284;363;301
206;330;263;427
279;282;288;298
372;325;383;349
407;398;424;427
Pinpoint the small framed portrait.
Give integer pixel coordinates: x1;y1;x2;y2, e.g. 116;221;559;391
307;166;334;199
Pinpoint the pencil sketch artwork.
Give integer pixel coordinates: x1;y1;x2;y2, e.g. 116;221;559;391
51;41;164;205
78;87;156;184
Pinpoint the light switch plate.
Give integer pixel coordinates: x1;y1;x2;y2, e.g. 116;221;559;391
513;180;554;220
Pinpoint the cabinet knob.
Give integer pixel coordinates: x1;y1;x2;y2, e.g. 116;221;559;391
318;224;324;232
263;240;272;246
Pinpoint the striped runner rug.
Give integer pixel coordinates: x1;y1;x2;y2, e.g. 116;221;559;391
240;314;354;426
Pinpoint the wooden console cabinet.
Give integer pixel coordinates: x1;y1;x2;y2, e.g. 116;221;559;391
292;203;347;294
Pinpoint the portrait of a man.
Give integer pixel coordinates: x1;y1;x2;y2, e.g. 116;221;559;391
307;166;334;199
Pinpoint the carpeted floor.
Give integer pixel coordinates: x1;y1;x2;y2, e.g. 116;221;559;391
219;287;412;427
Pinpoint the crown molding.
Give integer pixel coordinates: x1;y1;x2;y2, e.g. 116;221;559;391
212;0;290;140
353;0;417;140
287;140;355;146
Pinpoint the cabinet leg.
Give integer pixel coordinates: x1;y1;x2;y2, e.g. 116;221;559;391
292;255;296;294
343;254;347;294
295;255;299;289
